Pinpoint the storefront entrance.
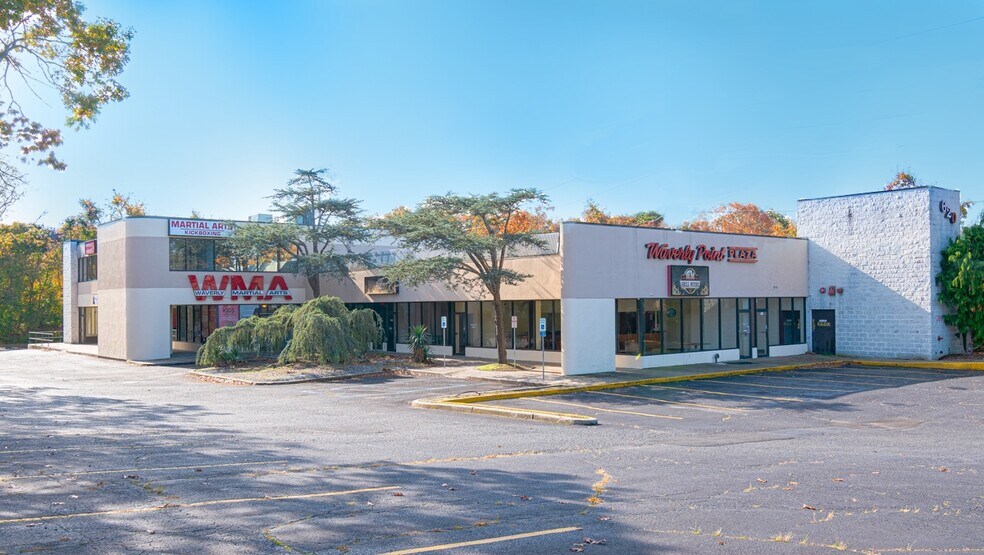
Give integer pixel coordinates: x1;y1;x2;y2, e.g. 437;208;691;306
739;311;751;357
812;310;836;355
79;307;98;344
454;311;467;355
755;307;769;357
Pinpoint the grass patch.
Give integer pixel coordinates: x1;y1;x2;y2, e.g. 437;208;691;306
476;363;528;372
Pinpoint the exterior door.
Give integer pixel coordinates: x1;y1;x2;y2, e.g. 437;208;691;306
454;313;467;355
739;311;752;358
812;310;836;354
755;309;769;357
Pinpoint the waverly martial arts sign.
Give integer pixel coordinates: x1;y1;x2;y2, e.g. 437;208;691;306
188;275;293;301
169;219;235;238
645;242;758;264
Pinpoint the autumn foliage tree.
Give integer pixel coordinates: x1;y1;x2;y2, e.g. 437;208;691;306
0;222;62;342
682;202;797;237
574;200;666;228
0;0;134;218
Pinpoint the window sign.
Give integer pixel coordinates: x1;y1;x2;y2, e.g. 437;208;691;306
668;266;710;297
83;240;96;255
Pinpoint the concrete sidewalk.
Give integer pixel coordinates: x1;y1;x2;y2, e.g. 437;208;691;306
29;342;197;366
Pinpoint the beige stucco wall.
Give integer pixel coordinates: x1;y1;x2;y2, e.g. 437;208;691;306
96;217;310;361
560;222;808;299
323;254;562;303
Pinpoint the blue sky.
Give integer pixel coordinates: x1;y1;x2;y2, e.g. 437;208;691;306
9;0;984;227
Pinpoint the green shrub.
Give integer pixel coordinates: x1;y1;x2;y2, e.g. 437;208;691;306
408;324;430;363
196;297;382;367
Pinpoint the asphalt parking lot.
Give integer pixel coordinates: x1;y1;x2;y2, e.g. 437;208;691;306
2;350;983;554
492;365;982;429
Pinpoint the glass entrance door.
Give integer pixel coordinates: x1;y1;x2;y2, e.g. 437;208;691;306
454;313;467;355
739;311;751;358
755;309;769;357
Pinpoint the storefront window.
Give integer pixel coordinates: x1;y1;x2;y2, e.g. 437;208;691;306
481;301;497;348
702;299;720;350
397;303;408;343
642;299;661;354
616;299;639;354
467;302;481;347
435;302;449;343
78;255;97;282
662;299;682;353
169;239;186;270
768;298;780;346
682;299;701;352
720;298;738;349
514;301;531;349
782;298;804;344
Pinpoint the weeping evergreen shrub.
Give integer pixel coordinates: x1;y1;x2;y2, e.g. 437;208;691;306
196;297;382;367
252;305;295;356
195;316;258;366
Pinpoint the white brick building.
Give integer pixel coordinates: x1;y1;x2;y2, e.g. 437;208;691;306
798;186;963;360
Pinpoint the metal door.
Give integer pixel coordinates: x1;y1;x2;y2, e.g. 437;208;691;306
812;310;836;355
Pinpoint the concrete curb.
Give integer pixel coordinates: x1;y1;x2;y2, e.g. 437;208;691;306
188;369;390;386
851;359;984;371
410;399;598;425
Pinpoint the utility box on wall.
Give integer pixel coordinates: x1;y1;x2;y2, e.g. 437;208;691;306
798;186;962;360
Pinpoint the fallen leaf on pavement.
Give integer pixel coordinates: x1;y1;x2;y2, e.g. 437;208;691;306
803;504;817;511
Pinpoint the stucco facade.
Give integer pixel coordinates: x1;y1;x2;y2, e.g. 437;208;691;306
62;187;962;371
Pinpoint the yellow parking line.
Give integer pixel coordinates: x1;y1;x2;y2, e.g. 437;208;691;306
700;379;852;393
0;459;291;481
529;398;683;420
382;526;582;554
642;384;803;402
0;485;399;525
589;391;748;413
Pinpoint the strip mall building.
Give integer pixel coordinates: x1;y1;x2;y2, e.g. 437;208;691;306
62;186;964;374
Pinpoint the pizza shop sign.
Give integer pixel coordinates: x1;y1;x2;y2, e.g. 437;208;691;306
645;242;758;264
188;275;293;301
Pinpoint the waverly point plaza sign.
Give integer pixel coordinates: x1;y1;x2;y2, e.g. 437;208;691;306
645;242;758;264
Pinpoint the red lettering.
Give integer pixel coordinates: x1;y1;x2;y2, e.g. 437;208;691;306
265;275;293;301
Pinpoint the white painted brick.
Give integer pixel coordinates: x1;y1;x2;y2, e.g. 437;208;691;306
798;187;962;360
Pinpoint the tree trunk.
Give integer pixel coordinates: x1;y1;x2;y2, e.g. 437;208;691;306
492;290;507;364
308;274;320;298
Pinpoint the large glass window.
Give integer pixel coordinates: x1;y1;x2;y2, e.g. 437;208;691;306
420;302;436;340
662;299;682;353
467;302;481;347
682;299;701;352
554;301;562;351
768;298;780;346
481;301;497;348
642;299;661;354
436;302;450;344
782;298;804;344
78;255;97;282
397;303;408;342
187;239;215;271
514;301;531;349
169;239;186;270
702;299;720;350
616;299;639;354
720;298;738;349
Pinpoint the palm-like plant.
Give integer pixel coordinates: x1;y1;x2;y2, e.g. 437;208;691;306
408;324;430;363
